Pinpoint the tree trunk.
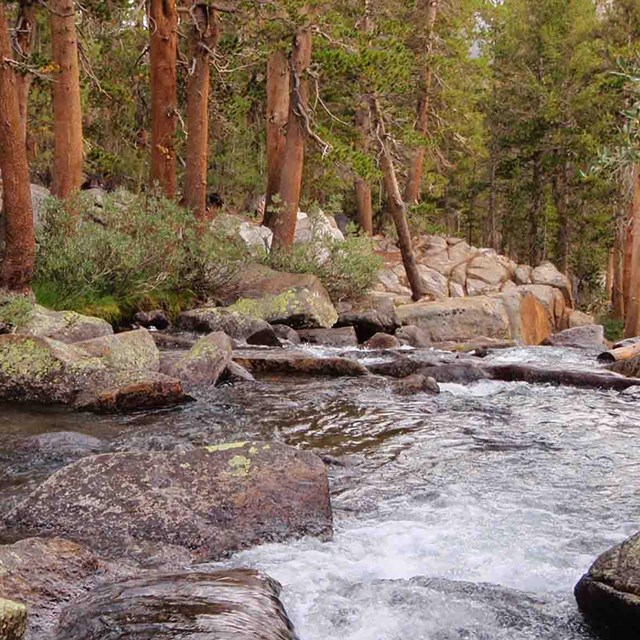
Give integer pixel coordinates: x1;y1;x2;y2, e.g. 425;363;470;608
369;96;426;301
14;1;36;144
0;4;35;292
263;49;290;228
184;2;218;221
624;198;634;315
405;0;439;205
268;29;312;249
624;166;640;338
149;0;177;198
529;151;543;265
353;0;374;235
50;0;83;200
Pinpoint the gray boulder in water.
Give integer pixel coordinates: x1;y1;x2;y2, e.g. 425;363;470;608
2;442;332;562
54;570;297;640
575;532;640;640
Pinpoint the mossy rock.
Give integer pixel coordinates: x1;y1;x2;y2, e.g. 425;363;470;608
0;599;27;640
18;305;113;344
74;328;159;372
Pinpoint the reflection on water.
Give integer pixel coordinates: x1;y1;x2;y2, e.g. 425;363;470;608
2;346;639;639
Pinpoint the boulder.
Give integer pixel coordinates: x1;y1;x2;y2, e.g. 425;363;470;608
417;265;449;299
0;538;121;640
2;443;332;561
271;324;301;344
375;268;413;297
569;309;595;328
233;349;370;378
159;332;232;388
531;261;573;305
575;532;640;640
396;296;512;343
609;354;640;378
54;570;296;640
392;374;440;395
499;290;551;346
546;325;605;350
513;264;532;285
365;333;401;350
466;254;510;289
421;361;489;384
298;327;358;348
219;360;255;383
216;264;338;329
134;309;170;330
245;327;282;347
0;600;26;640
517;284;565;329
294;210;344;244
75;328;160;372
395;325;431;348
211;213;273;250
336;293;400;342
178;307;279;344
18;305;113;344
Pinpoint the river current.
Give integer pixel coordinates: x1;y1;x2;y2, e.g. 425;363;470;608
1;345;639;639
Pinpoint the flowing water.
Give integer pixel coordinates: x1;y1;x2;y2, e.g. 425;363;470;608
1;345;639;639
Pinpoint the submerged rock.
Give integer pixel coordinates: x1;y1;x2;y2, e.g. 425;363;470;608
392;374;439;395
0;600;27;640
18;305;113;344
54;569;297;640
160;332;232;388
216;264;338;329
298;327;358;348
2;443;332;562
575;532;640;640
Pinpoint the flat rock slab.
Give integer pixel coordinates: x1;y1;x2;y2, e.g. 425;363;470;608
233;349;370;378
54;569;297;640
2;443;332;562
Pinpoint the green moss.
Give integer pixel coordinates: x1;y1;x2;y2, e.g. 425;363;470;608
0;338;63;380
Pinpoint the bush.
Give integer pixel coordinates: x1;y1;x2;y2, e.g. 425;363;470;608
258;220;382;302
34;190;249;321
0;292;33;332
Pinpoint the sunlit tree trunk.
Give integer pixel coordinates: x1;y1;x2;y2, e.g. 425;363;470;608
353;0;374;235
150;0;177;198
263;49;290;227
184;2;218;220
268;29;312;249
624;166;640;338
14;1;36;144
405;0;439;205
50;0;83;199
0;4;35;292
369;95;426;301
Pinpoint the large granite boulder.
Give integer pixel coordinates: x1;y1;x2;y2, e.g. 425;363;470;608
575;532;640;640
74;328;159;372
216;264;338;329
160;332;232;388
54;570;297;640
531;260;573;305
336;293;400;342
2;442;332;561
0;538;123;640
0;334;186;412
17;305;113;344
498;290;551;346
547;324;605;350
178;307;279;344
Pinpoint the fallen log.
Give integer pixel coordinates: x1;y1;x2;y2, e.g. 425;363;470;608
485;363;640;391
597;341;640;364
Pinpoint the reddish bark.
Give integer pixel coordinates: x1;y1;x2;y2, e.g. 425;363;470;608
268;29;312;249
263;49;290;227
0;4;35;292
405;0;439;205
50;0;83;200
369;96;426;301
14;1;36;144
184;3;218;220
150;0;178;198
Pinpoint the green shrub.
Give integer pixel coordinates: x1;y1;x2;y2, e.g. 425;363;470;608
0;292;33;331
258;223;382;302
598;313;624;342
34;190;249;321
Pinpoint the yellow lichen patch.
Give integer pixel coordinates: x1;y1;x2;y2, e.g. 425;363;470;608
0;597;27;640
0;338;62;380
204;441;248;453
227;455;252;477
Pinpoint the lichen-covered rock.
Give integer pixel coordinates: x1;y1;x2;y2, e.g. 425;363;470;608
0;599;27;640
178;307;278;344
575;532;640;640
0;538;121;640
216;264;338;329
160;332;232;388
18;305;113;344
2;443;333;562
298;327;358;348
54;570;297;640
75;328;159;372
